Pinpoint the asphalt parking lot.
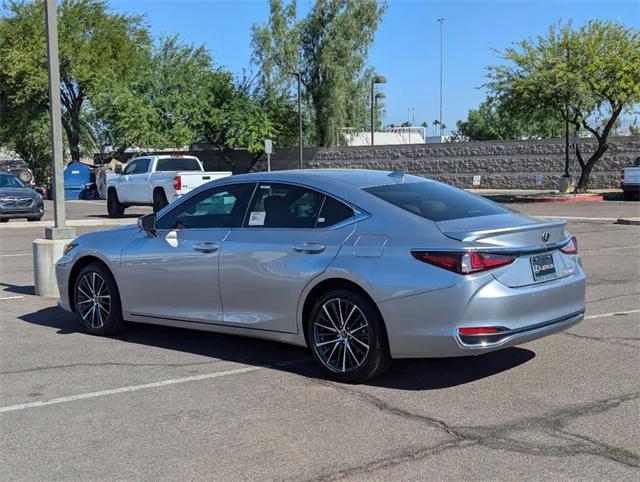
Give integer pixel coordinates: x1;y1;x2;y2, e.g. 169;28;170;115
1;200;639;480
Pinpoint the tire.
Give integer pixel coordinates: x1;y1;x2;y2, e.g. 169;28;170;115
306;289;391;383
622;190;639;201
0;218;8;223
107;189;125;218
153;189;168;213
27;217;42;222
73;263;124;336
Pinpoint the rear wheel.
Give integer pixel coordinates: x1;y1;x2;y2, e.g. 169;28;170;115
153;189;168;213
306;289;391;383
27;217;42;222
74;263;124;335
0;218;8;223
107;189;125;218
623;189;639;201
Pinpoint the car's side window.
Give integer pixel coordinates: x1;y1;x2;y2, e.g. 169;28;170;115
156;183;255;230
123;160;138;175
316;196;354;228
245;183;324;228
133;158;150;174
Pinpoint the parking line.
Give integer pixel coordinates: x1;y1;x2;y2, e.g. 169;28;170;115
584;309;640;320
0;296;24;301
581;245;639;253
0;253;31;257
0;359;305;414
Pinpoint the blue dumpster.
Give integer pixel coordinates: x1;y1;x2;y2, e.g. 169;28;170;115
64;162;95;200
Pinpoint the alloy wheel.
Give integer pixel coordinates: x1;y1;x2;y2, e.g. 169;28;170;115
313;298;370;373
76;271;111;329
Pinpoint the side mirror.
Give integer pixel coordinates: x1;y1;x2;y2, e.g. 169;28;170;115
138;213;157;235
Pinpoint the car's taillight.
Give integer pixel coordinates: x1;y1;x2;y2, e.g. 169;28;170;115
620;170;625;181
173;175;182;191
560;236;578;254
411;251;516;274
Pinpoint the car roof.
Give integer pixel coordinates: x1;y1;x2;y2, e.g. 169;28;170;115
229;169;431;190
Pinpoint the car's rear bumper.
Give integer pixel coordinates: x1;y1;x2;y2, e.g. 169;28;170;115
378;266;586;358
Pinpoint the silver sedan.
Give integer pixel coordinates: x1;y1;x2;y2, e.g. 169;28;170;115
56;170;586;382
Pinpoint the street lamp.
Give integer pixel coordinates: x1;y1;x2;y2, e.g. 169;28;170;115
290;72;303;169
371;75;386;146
437;17;446;138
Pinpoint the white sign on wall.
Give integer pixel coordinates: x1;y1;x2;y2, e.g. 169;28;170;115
472;175;482;187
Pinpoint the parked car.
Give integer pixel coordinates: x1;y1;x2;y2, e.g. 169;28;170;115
56;170;586;382
0;171;44;222
106;155;231;217
620;156;640;201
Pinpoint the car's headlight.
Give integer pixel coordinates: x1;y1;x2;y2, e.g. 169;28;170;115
63;242;78;256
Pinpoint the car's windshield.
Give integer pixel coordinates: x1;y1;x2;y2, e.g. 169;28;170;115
0;174;26;188
155;158;201;171
364;181;510;222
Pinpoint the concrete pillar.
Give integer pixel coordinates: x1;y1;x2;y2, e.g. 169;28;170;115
33;238;68;298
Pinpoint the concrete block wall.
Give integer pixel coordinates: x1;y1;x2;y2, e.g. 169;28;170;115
256;136;640;190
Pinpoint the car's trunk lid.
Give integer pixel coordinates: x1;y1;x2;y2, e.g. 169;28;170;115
436;213;572;288
436;213;567;249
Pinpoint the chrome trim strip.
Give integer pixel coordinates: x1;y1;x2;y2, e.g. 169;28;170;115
455;310;585;350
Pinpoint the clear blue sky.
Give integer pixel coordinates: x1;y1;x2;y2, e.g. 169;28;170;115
111;0;639;133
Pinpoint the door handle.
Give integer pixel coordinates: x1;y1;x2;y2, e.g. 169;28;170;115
293;243;325;254
193;242;219;253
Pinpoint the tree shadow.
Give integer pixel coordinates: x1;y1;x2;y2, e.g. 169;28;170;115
19;306;535;391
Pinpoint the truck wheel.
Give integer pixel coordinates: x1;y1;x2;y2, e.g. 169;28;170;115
153;189;168;213
107;190;125;218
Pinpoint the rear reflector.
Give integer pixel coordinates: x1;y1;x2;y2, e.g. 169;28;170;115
458;327;501;335
560;236;578;254
411;251;516;274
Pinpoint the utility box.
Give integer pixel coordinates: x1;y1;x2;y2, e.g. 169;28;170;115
63;162;95;200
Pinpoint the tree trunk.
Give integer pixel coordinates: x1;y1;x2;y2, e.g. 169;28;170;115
575;142;608;193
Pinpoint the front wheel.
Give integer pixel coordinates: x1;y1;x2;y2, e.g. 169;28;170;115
107;190;125;218
306;289;391;383
74;263;125;335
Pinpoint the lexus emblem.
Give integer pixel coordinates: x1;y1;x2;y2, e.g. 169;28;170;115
541;231;551;243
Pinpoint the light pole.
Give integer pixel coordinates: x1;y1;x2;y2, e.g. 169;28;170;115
437;17;446;138
34;0;76;298
44;0;73;240
290;72;303;169
370;75;386;146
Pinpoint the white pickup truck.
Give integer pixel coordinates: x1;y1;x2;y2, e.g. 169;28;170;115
106;155;231;217
620;156;640;201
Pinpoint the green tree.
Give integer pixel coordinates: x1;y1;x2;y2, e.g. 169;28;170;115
456;97;565;141
251;0;386;147
0;0;151;165
487;20;640;191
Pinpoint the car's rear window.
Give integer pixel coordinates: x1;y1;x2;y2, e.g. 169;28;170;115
363;181;509;222
156;158;201;171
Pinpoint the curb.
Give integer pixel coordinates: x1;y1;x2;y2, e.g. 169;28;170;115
512;194;604;203
615;218;640;226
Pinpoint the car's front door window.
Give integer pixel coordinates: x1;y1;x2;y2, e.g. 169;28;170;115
123;160;138;175
157;183;255;230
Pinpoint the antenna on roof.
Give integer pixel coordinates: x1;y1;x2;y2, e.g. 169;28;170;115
387;169;405;183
